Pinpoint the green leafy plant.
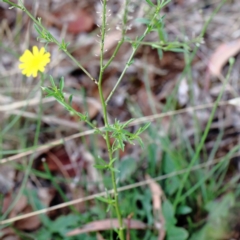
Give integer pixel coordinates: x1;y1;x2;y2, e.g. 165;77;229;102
1;0;232;239
1;0;180;239
162;200;189;240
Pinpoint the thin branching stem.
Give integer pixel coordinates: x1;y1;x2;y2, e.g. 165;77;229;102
2;1;181;239
63;50;97;83
98;0;124;239
103;0;130;70
106;4;161;104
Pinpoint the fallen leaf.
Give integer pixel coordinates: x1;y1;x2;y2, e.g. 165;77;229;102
14;206;41;230
8;195;28;218
36;147;81;177
3;192;42;231
146;175;162;212
54;8;94;34
146;175;165;240
66;218;147;236
1;227;18;239
66;10;94;34
208;39;240;77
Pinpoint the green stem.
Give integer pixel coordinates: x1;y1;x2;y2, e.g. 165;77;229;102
199;0;227;39
64;50;97;83
125;40;187;48
106;5;161;104
106;50;135;104
54;96;100;134
103;39;124;70
3;0;21;9
98;1;124;239
98;83;125;240
103;0;129;70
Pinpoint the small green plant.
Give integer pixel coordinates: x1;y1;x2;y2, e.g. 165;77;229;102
162;199;189;240
2;0;185;239
1;0;230;239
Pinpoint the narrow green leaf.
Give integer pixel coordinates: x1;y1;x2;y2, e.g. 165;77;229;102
135;18;151;25
97;157;107;165
127;60;134;66
106;204;112;212
145;0;155;7
119;141;124;151
94;164;108;170
34;24;42;35
176;205;192;215
109;167;120;173
59;77;64;92
162;0;171;8
109;158;117;165
167;226;189;240
142;122;151;131
168;48;186;53
122;118;135;128
137;138;144;148
137;122;151;134
96;196;115;204
151;43;161;49
68;94;73;106
162;199;177;227
157;48;163;59
45;93;54;98
49;75;56;88
42;87;53;95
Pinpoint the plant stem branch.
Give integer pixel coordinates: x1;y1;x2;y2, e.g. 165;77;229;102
106;5;161;104
98;1;124;239
103;0;129;70
64;50;97;84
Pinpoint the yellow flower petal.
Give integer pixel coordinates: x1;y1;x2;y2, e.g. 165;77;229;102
38;66;45;72
19;63;26;70
32;46;39;56
39;47;45;56
19;50;33;62
19;46;51;78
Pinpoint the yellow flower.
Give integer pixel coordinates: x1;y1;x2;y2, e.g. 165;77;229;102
19;46;51;77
